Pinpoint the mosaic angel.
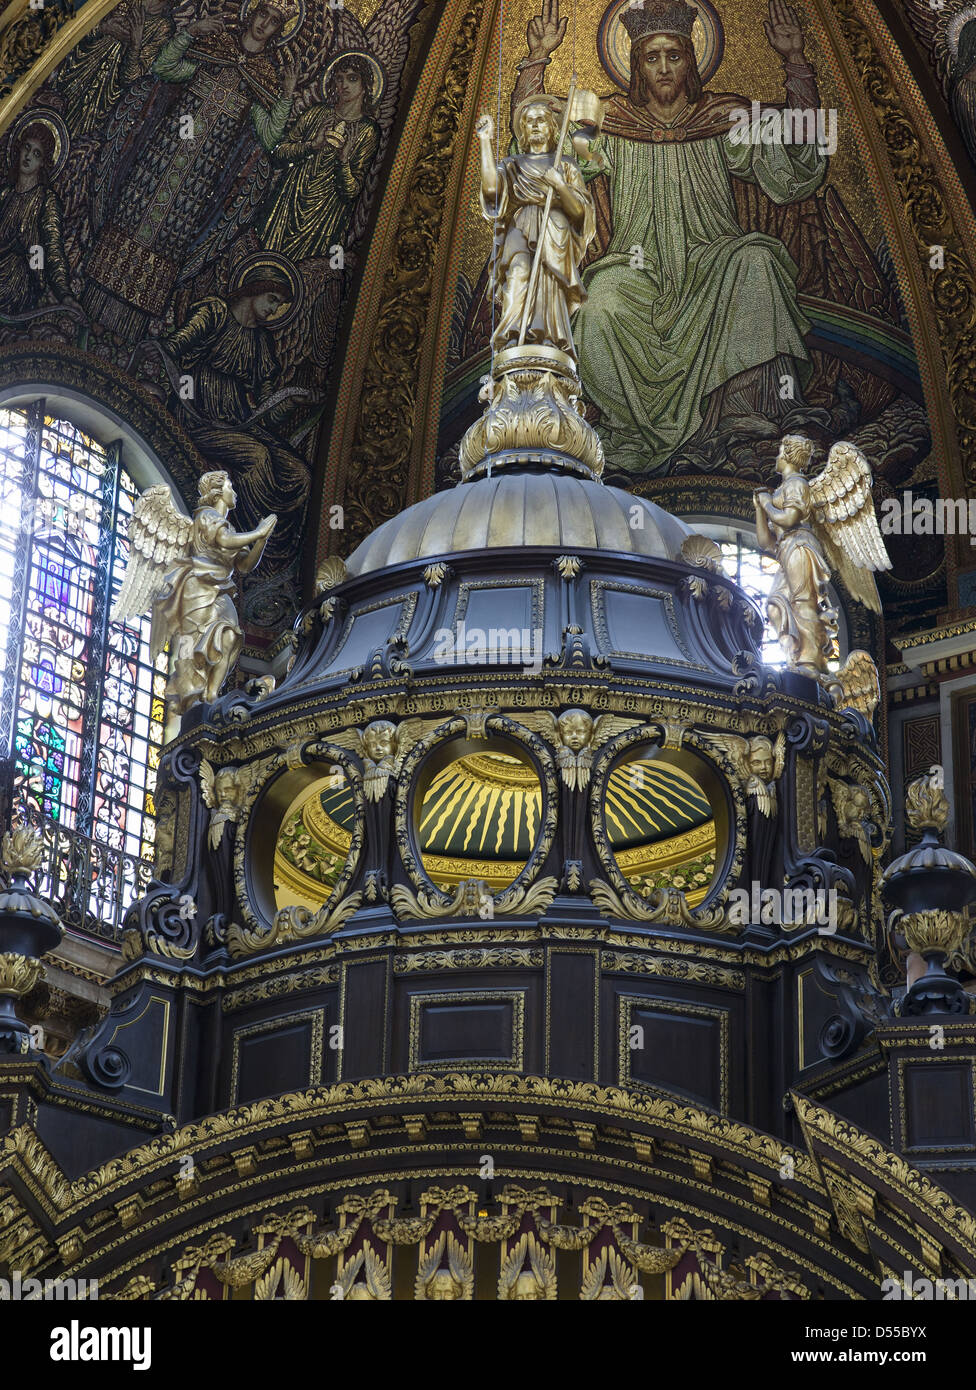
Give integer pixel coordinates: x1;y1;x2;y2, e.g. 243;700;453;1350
178;1;421;282
0;115;80;322
53;0;175;138
903;0;976;163
82;0;305;342
139;259;311;568
110;471;276;715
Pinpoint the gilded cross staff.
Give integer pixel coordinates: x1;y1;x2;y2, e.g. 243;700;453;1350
517;74;578;346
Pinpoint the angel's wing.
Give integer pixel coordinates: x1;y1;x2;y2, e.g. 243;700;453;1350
394;717;437;767
446;1236;473;1299
772;731;786;781
808;442;891;613
199;760;216;810
327;728;366;757
364;1249;392;1300
902;0;955;93
178;158;274;283
591;714;640;749
415;1235;445;1299
830;650;881;721
518;711;560;746
701;732;751;781
110;486;192;655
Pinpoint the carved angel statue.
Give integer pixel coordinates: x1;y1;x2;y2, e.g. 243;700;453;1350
415;1233;473;1301
329;718;433;801
520;709;639;790
199;761;264;850
498;1233;557;1300
580;1248;639;1301
704;732;785;818
335;1247;392;1302
754;435;891;678
111;471;276;716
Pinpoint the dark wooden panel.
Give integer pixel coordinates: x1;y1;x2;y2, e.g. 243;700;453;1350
904;1063;974;1149
341;960;389;1078
419;1002;512;1063
628;1005;723;1112
235;1019;316;1105
548;952;595;1079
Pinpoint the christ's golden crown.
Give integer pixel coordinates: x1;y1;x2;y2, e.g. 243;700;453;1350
621;0;698;43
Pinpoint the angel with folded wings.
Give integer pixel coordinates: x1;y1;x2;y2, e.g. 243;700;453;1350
110;471;276;716
328;718;434;801
519;709;639;790
754;435;891;676
703;732;785;818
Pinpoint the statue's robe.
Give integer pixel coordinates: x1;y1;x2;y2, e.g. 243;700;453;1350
571;92;826;472
256;104;380;260
485;151;595;356
152;507;241;697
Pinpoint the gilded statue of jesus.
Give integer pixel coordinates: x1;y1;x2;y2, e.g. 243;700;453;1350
476;97;595;364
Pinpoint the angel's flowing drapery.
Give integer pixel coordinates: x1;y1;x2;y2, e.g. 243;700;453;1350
256;105;380;260
153;509;242;706
55;13;174;138
0;184;71;313
160;297;309;566
82;28;292;340
766;521;833;669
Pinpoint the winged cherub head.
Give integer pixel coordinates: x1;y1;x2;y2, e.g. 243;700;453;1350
426;1267;464;1300
746;736;776;783
362;719;397;762
557;709;593;752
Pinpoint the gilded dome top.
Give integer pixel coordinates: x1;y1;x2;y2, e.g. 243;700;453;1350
345;471;693;577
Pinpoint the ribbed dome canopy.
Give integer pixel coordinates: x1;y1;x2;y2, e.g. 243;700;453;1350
345;471;693;577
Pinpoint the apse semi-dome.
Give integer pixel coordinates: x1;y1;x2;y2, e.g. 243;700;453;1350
345;470;694;577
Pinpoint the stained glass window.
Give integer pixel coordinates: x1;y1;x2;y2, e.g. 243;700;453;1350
0;402;168;938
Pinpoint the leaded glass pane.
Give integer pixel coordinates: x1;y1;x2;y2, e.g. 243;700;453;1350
0;404;165;939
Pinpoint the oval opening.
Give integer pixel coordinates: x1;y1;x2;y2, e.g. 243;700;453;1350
272;769;355;913
606;746;728;905
413;736;543;892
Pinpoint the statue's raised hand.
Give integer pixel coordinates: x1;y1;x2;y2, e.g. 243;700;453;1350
476;112;494;141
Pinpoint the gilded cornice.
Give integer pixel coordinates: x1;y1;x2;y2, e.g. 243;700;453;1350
793;1092;976;1265
0;1072;821;1225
